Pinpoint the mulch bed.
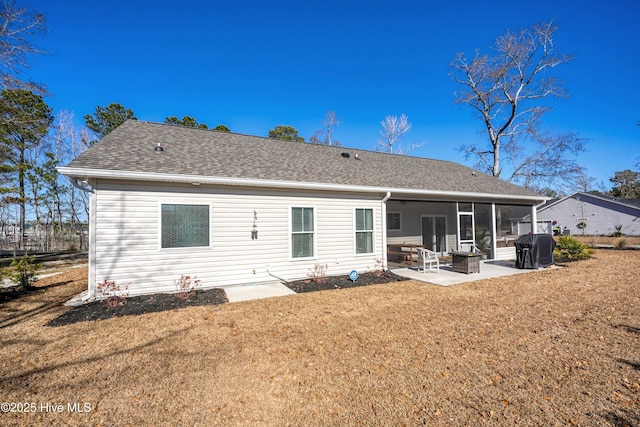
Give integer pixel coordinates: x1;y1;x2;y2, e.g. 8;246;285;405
47;289;228;326
284;270;406;293
46;271;406;326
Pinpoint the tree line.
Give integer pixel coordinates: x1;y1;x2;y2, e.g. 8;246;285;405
1;1;638;254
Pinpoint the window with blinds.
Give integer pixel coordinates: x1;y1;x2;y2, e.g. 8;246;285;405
161;204;210;248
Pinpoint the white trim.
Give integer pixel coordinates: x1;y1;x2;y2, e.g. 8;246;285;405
88;178;97;298
456;202;475;251
491;203;497;260
158;202;213;250
289;206;316;260
57;167;548;203
381;192;391;270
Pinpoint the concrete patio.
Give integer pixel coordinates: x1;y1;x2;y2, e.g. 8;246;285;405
391;259;550;286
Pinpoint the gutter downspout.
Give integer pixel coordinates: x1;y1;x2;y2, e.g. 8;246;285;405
67;177;96;301
531;199;548;234
69;178;94;195
381;192;391;270
87;178;97;300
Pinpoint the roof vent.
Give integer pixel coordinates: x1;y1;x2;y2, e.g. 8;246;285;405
341;152;350;158
154;142;164;153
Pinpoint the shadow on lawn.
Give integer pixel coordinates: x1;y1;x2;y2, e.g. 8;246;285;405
0;280;72;304
603;408;640;427
0;281;76;330
0;326;191;391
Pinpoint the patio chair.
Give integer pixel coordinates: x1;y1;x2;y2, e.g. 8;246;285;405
416;247;439;273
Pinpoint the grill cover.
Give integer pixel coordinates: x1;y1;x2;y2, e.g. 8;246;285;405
514;234;556;269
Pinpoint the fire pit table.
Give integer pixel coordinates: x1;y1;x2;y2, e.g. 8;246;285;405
451;252;482;274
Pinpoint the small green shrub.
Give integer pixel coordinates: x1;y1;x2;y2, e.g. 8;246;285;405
614;238;628;250
611;225;624;237
554;236;594;262
9;255;42;288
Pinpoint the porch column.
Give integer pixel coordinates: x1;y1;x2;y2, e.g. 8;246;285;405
381;192;391;270
491;203;497;259
530;204;538;234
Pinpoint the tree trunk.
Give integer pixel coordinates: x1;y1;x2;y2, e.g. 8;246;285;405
19;145;26;250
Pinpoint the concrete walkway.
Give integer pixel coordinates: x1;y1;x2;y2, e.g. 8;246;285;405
392;259;549;286
65;281;296;306
223;281;296;302
62;261;549;306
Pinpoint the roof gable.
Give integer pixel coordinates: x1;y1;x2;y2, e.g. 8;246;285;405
539;192;640;213
63;120;543;200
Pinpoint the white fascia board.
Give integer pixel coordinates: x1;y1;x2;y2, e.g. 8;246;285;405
57;167;548;204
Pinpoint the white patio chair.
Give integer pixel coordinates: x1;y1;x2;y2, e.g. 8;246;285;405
416;247;439;273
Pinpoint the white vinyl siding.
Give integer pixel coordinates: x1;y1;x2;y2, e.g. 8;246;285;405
91;180;383;296
291;207;314;258
161;204;210;248
355;208;374;254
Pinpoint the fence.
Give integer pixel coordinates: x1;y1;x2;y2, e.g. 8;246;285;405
0;224;88;254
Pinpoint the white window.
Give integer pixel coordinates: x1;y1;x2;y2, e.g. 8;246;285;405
387;212;401;230
161;204;210;248
292;207;314;258
355;208;374;254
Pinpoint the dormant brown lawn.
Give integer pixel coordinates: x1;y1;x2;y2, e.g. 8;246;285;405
1;250;639;426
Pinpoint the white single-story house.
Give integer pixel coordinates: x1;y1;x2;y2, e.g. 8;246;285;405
58;120;547;298
518;192;640;236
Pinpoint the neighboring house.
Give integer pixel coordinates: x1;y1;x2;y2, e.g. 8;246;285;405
519;192;640;237
59;120;547;298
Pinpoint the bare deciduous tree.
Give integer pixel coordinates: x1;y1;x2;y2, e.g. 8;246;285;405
572;168;599;193
450;20;586;190
0;0;47;91
50;111;91;225
22;111;91;251
310;110;342;146
377;114;411;154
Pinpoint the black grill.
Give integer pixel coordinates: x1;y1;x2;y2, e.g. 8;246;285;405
514;234;556;269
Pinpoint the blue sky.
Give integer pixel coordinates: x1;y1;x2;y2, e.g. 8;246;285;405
25;0;640;190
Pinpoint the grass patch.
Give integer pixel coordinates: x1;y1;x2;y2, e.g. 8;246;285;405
1;251;639;426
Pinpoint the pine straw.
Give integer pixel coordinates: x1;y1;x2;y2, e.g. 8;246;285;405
570;235;640;246
1;250;639;426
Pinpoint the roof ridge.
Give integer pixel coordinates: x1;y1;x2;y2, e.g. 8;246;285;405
64;119;543;201
127;119;470;166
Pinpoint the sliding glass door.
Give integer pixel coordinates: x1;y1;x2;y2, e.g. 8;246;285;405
421;215;447;255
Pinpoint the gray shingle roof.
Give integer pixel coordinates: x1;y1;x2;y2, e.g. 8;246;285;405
63;120;543;200
539;192;640;212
